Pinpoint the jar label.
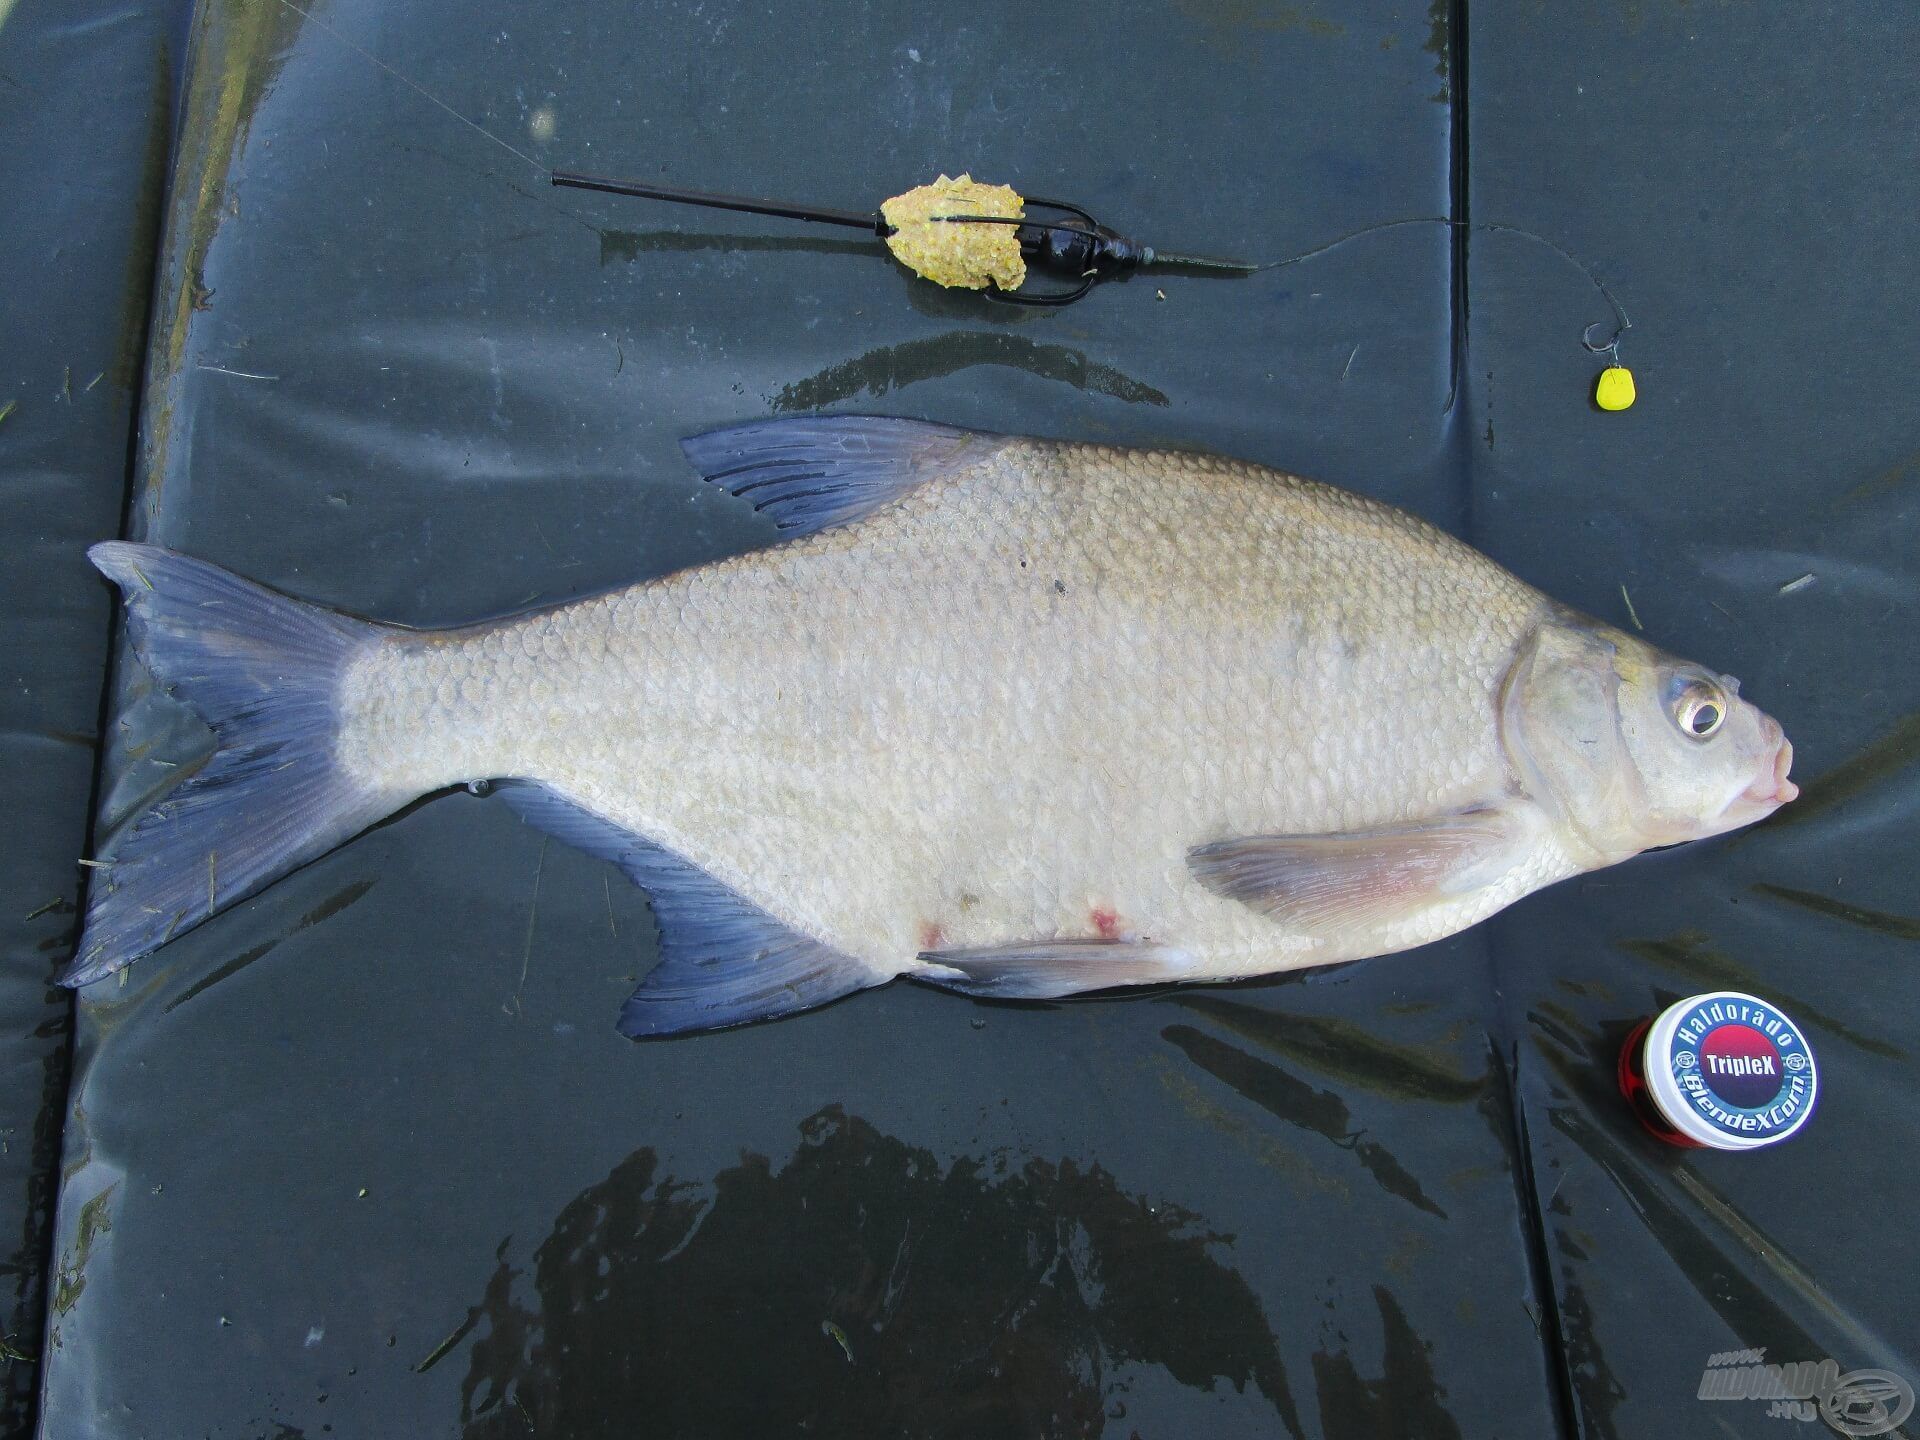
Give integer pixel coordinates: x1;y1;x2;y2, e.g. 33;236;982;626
1665;995;1815;1142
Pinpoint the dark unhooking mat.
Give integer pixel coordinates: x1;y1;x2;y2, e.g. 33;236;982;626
0;1;181;1433
8;0;1916;1437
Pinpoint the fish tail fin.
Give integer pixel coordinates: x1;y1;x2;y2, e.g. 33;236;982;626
63;543;404;987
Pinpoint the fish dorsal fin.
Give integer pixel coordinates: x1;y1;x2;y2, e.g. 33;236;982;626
917;938;1199;1000
1188;804;1534;945
680;415;1004;537
493;781;876;1036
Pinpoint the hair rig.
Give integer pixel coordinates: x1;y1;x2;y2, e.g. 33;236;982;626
550;170;1256;305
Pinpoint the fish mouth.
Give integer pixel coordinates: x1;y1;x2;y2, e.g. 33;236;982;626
1724;735;1798;821
1685;731;1796;843
1741;736;1799;808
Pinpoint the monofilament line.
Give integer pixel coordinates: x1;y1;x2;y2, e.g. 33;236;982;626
272;0;550;176
1253;215;1633;354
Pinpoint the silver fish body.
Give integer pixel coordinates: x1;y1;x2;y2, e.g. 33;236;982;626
70;418;1796;1033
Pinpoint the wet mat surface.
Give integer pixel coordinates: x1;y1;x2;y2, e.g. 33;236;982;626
1471;7;1920;1435
11;0;1919;1436
0;1;179;1431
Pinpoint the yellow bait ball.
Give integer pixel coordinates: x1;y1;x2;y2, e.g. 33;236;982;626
1595;365;1636;411
881;174;1026;292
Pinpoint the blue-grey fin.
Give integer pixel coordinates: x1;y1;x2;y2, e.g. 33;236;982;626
916;939;1199;1000
63;543;401;987
680;415;1005;537
1187;804;1530;940
492;781;876;1036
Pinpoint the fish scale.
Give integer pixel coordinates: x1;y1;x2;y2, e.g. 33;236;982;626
67;416;1796;1035
345;438;1548;978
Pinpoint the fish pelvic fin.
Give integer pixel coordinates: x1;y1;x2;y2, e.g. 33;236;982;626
680;415;1006;537
65;544;407;986
916;939;1201;1000
493;781;882;1037
1187;803;1537;947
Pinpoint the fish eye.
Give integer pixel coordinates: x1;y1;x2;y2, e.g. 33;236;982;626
1672;681;1727;740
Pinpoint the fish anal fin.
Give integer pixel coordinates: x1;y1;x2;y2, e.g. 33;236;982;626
494;781;877;1036
680;415;1004;538
1188;804;1534;942
916;938;1198;1000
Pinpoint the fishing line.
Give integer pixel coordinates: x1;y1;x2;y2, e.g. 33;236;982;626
262;0;1635;376
271;0;549;176
1246;214;1632;355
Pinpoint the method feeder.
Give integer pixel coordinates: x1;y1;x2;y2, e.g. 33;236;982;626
550;169;1257;305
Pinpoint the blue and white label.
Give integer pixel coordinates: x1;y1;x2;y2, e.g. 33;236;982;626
1647;991;1819;1149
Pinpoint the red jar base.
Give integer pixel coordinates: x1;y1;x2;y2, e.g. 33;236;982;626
1617;1018;1705;1149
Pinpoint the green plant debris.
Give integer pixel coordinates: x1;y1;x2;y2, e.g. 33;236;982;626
1751;883;1920;942
75;1187;115;1252
821;1319;853;1363
415;1310;482;1373
52;1278;86;1326
0;399;16;425
52;1183;119;1317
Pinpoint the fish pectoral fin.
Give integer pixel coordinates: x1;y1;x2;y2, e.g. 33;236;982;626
494;781;877;1037
680;415;1005;538
915;939;1199;1000
1187;803;1535;942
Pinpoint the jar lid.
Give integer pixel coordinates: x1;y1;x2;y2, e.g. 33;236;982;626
1641;991;1818;1150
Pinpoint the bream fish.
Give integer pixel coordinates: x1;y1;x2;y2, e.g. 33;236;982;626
65;417;1797;1034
